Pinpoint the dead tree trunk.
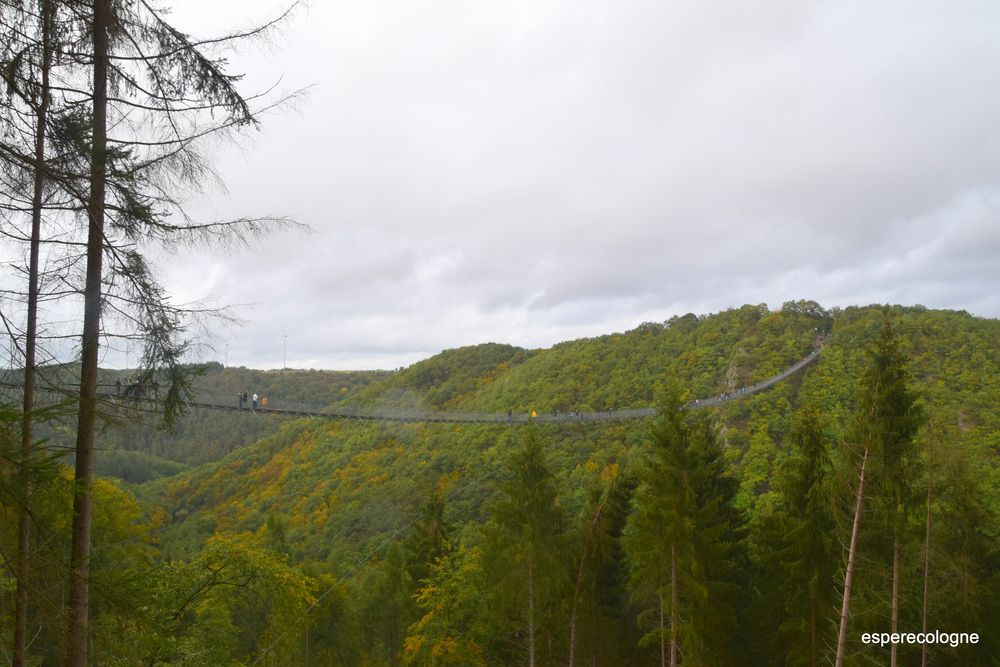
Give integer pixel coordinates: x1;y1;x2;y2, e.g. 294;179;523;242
835;449;867;667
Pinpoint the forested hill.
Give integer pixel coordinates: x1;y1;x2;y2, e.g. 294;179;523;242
35;302;998;664
339;301;829;415
98;301;828;481
147;303;999;546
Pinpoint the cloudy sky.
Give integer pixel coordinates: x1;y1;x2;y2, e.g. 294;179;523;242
154;0;1000;370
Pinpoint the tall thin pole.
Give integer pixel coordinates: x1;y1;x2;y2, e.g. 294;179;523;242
283;334;287;369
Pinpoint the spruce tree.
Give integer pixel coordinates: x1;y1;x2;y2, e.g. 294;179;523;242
624;390;744;666
567;463;634;666
855;314;923;667
836;312;923;667
0;2;58;663
774;403;836;667
42;4;300;660
487;426;566;667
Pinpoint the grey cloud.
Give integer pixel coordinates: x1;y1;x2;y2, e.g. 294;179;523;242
143;0;1000;370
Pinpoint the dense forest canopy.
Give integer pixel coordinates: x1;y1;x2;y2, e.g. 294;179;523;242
2;301;999;664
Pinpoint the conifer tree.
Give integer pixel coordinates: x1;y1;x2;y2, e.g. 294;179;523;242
774;403;835;667
0;1;56;662
835;313;923;667
854;314;923;667
487;426;566;667
42;3;300;661
405;486;450;586
624;390;743;666
566;463;635;666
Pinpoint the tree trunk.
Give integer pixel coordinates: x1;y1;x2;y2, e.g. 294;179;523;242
810;602;818;667
15;2;54;664
65;1;110;664
921;461;932;667
891;532;900;667
528;559;536;667
659;589;666;667
567;549;586;667
670;543;677;667
568;488;611;667
835;449;867;667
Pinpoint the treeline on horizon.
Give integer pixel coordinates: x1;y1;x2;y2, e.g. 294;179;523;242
1;302;998;665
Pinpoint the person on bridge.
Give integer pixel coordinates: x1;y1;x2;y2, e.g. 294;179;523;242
252;392;259;410
239;392;245;409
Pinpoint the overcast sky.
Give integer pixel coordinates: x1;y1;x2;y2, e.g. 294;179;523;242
151;0;1000;370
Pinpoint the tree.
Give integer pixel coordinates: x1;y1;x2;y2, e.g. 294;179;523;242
97;534;315;665
773;403;836;667
853;314;924;667
834;448;867;667
486;426;566;667
566;463;634;666
405;485;450;586
834;313;923;667
0;1;57;662
406;543;491;666
33;3;302;661
356;543;416;666
624;390;744;666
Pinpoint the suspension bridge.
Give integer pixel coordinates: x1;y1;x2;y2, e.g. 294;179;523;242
3;346;821;424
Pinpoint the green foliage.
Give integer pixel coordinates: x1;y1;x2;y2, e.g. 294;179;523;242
853;314;925;509
483;426;568;664
624;390;746;665
752;402;837;666
566;463;640;665
7;303;998;664
351;343;531;410
407;543;492;666
97;534;315;665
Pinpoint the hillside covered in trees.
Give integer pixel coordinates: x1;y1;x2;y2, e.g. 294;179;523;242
2;301;999;665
